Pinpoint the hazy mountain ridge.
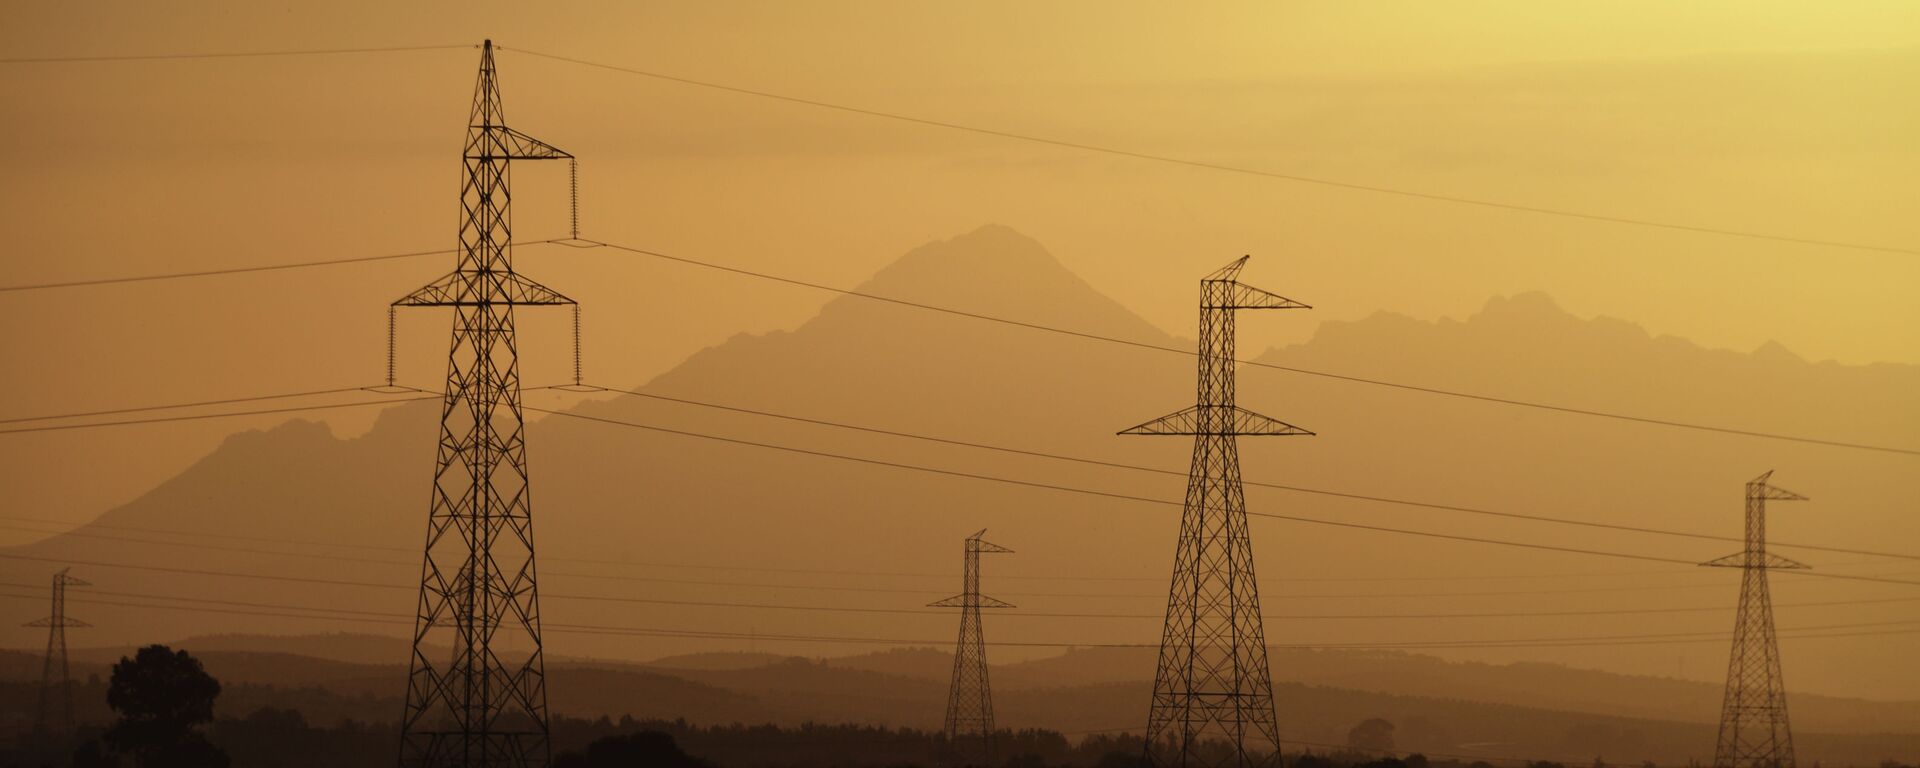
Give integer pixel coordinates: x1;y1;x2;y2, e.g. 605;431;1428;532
16;633;1914;737
1265;290;1918;444
3;224;1915;733
3;644;1913;765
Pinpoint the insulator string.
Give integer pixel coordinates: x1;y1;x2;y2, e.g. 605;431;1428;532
569;158;579;240
571;304;582;386
386;307;397;388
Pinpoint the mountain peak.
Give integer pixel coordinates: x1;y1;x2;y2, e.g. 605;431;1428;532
859;224;1066;295
798;224;1173;346
1472;290;1568;320
1752;339;1805;363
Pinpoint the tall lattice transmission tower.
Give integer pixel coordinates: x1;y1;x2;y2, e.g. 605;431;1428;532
1122;256;1311;768
929;529;1014;767
1704;471;1807;768
392;40;576;768
24;568;89;742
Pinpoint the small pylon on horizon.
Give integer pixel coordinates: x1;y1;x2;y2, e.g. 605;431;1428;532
24;568;90;744
929;529;1014;767
1704;471;1807;768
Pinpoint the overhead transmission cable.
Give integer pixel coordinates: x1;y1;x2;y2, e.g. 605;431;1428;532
498;47;1920;257
6;41;1911;255
0;246;454;293
0;44;473;65
513;402;1920;587
0;394;441;435
4;235;1910;459
0;588;1911;653
16;515;1899;600
578;239;1920;458
0;378;1912;575
588;382;1920;561
1;377;1913;573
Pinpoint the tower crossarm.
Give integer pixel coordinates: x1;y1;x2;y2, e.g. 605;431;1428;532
1210;282;1312;311
965;529;1015;554
928;594;1016;609
1702;552;1811;570
392;270;576;307
1119;405;1313;436
22;617;91;628
467;125;571;161
1201;256;1311;310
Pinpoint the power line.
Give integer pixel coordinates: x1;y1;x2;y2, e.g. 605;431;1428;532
522;403;1920;587
7;233;1907;460
0;44;472;65
470;589;1920;622
0;551;405;590
0;245;469;293
8;39;1909;256
0;239;574;294
580;240;1920;457
9;518;1911;628
5;373;1914;564
500;48;1920;257
17;379;1851;587
594;382;1920;561
0;587;1911;653
22;515;1901;603
9;535;1913;627
3;381;1911;584
0;386;376;425
2;516;1770;600
0;394;440;435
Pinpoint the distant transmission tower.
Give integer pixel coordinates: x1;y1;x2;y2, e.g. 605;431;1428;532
23;568;89;742
1122;256;1311;768
929;529;1014;767
1704;471;1807;768
393;40;576;768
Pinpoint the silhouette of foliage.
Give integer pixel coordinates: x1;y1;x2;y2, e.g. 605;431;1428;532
553;731;712;768
102;646;228;768
70;739;119;768
1347;717;1396;753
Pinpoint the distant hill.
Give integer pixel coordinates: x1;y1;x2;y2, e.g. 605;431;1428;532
3;224;1915;743
4;642;1914;766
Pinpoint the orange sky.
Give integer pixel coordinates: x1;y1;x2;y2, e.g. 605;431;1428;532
0;0;1915;702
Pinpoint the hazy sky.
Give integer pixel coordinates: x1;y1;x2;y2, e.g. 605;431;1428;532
1;1;1909;518
0;1;1915;698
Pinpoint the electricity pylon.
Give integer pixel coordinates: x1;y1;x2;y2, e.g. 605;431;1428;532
393;40;575;768
23;568;89;742
1704;471;1807;768
1122;256;1311;768
929;529;1014;767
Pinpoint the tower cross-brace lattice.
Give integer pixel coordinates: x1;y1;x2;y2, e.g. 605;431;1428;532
929;529;1014;767
1122;256;1311;768
393;39;576;768
1704;471;1807;768
23;567;89;743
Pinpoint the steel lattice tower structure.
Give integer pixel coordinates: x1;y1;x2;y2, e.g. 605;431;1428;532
1122;257;1310;768
394;40;576;768
24;568;89;742
1704;471;1807;768
929;530;1014;767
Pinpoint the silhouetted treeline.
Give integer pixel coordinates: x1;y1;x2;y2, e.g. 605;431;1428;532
10;703;1920;768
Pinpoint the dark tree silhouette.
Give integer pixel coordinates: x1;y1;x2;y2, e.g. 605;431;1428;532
102;645;229;768
1347;717;1396;753
553;731;712;768
71;739;119;768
